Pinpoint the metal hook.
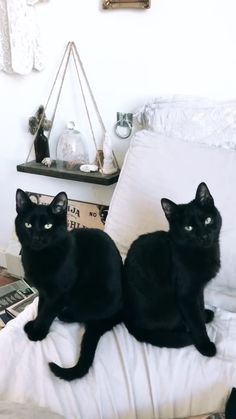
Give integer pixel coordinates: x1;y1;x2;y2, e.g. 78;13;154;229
114;112;133;139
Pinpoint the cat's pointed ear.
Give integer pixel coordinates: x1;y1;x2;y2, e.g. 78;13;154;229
16;189;33;214
195;182;214;206
161;198;177;221
50;192;68;215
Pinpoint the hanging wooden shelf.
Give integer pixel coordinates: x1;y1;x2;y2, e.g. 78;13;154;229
17;160;120;186
18;41;120;187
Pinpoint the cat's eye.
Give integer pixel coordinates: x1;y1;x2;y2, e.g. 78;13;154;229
205;217;212;225
184;225;193;231
24;222;32;229
44;223;53;230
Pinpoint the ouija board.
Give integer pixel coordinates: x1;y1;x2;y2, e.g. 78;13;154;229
26;192;109;230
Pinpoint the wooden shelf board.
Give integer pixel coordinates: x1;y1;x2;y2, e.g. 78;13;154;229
16;161;120;186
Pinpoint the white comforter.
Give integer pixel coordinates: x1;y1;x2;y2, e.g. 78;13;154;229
0;298;235;419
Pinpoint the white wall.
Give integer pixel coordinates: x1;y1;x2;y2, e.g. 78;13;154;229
1;0;236;250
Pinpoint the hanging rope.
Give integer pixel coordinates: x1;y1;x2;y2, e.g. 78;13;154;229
72;42;119;170
26;42;72;162
26;41;120;173
71;46;103;172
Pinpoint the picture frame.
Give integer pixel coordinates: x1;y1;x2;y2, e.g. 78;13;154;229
103;0;150;9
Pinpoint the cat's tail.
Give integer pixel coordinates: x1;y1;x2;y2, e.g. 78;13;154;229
124;322;193;348
49;312;122;381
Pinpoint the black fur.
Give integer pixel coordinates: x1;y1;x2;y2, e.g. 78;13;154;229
225;387;236;419
123;182;222;357
15;189;123;381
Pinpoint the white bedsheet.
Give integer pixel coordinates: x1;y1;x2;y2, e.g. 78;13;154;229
0;298;235;419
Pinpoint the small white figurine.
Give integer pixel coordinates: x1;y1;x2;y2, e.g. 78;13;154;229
41;157;51;167
101;132;117;175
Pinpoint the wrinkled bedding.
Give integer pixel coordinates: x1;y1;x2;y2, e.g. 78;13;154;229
0;298;235;419
0;401;63;418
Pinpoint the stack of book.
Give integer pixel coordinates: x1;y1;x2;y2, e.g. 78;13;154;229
0;278;38;328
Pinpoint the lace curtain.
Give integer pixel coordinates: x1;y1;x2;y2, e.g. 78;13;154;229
0;0;46;75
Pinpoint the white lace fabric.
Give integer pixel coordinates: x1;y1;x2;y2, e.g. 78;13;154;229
0;0;45;75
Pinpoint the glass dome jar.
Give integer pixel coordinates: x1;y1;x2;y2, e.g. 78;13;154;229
56;121;89;170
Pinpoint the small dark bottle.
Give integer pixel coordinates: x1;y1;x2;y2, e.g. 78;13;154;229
34;128;50;163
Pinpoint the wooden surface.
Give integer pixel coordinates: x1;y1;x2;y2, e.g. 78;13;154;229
0;277;16;287
0;267;17;287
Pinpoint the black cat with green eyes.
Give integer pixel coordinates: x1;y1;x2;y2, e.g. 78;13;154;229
15;189;123;381
123;182;222;357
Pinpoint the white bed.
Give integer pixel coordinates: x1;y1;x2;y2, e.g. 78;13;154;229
1;96;236;419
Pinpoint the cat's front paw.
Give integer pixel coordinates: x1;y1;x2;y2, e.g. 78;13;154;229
195;340;216;357
204;309;214;323
24;320;48;341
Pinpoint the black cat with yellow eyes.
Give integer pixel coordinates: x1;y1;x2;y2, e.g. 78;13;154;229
15;189;123;381
123;182;222;357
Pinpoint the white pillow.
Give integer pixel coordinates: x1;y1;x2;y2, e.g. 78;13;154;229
134;95;236;150
105;129;236;311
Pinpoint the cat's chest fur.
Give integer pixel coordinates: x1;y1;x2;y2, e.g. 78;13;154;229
21;239;76;296
172;242;221;292
177;242;219;272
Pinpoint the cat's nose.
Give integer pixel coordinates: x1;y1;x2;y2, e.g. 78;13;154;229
202;234;208;241
32;234;41;244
